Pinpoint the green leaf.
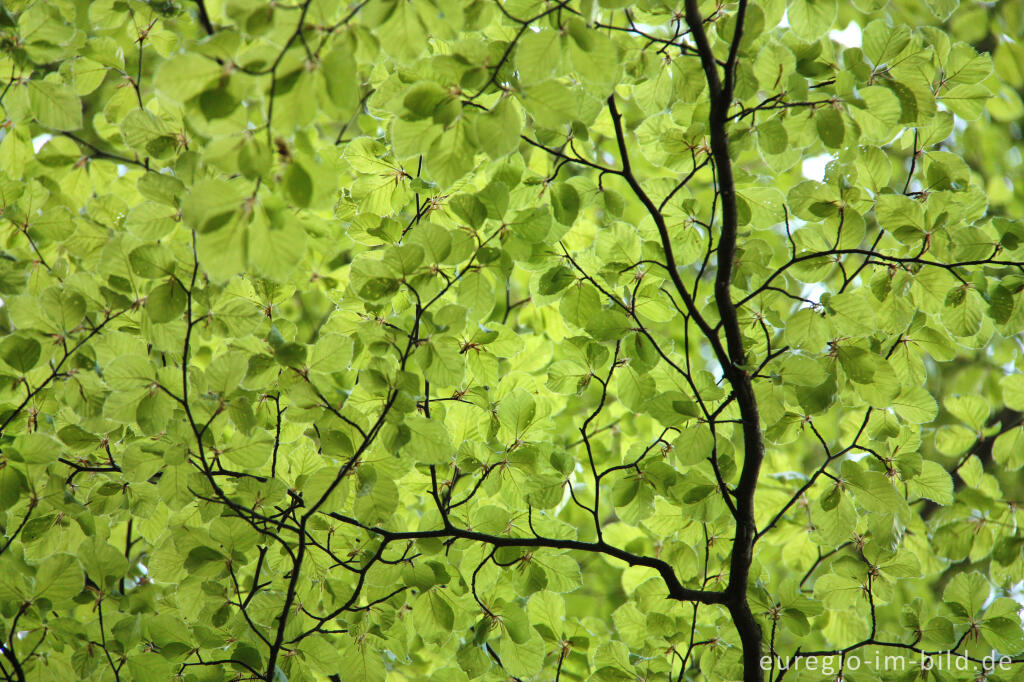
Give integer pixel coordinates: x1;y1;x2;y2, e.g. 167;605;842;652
757;116;788;156
815;106;844;149
274;342;307;368
939;84;991;120
120;110;174;154
449;194;487;228
182;179;244;233
787;0;838;41
943;572;989;620
404;415;454;465
906;460;953;505
849;86;901;143
499;389;536;439
127;653;172;679
146;280;187;323
784;308;829;351
104;355;156;390
403;81;452;121
1000;374;1024;411
528;589;566;640
992;427;1024;471
516;29;563;84
560;284;600;328
498;628;545;677
617;368;654;412
586;309;632;341
736;188;785;229
508;207;551;243
892;386;939;424
157;465;193;510
924;0;959;22
80;538;130;582
935;424;977;456
1;334;41;372
33;553;84;601
415;589;455;637
27;80;82;130
842;461;910;521
836;346;876;384
129;244;176;278
415;336;465;386
779;355;827;387
125;202;178;239
538;265;575;296
284;163;313;208
154;53;222;101
944;394;988;430
427;120;474;188
648;390;699;427
321;46;358;112
472;98;522;159
874;193;925;233
942;286;982;337
138;173;186;208
551;183;579;226
570;27;620;98
981;612;1024;654
309;333;353;373
458;270;495;321
521;80;585;129
863;21;911;67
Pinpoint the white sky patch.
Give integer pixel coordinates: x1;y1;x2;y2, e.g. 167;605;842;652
829;22;862;48
1010;581;1024;616
801;283;828;304
801;153;832;181
32;134;52;153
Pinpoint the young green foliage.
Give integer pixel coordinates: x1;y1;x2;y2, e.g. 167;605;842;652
1;0;1024;681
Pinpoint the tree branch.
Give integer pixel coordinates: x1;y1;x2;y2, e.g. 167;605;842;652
683;1;765;679
326;512;725;605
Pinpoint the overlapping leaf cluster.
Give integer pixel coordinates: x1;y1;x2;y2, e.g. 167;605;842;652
1;0;1024;680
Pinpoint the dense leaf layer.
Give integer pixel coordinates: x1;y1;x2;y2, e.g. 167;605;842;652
1;0;1024;681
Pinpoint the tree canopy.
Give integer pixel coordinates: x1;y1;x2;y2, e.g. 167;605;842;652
2;0;1024;680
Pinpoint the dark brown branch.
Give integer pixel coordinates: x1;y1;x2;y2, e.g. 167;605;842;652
682;1;765;679
326;512;724;604
192;0;216;35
